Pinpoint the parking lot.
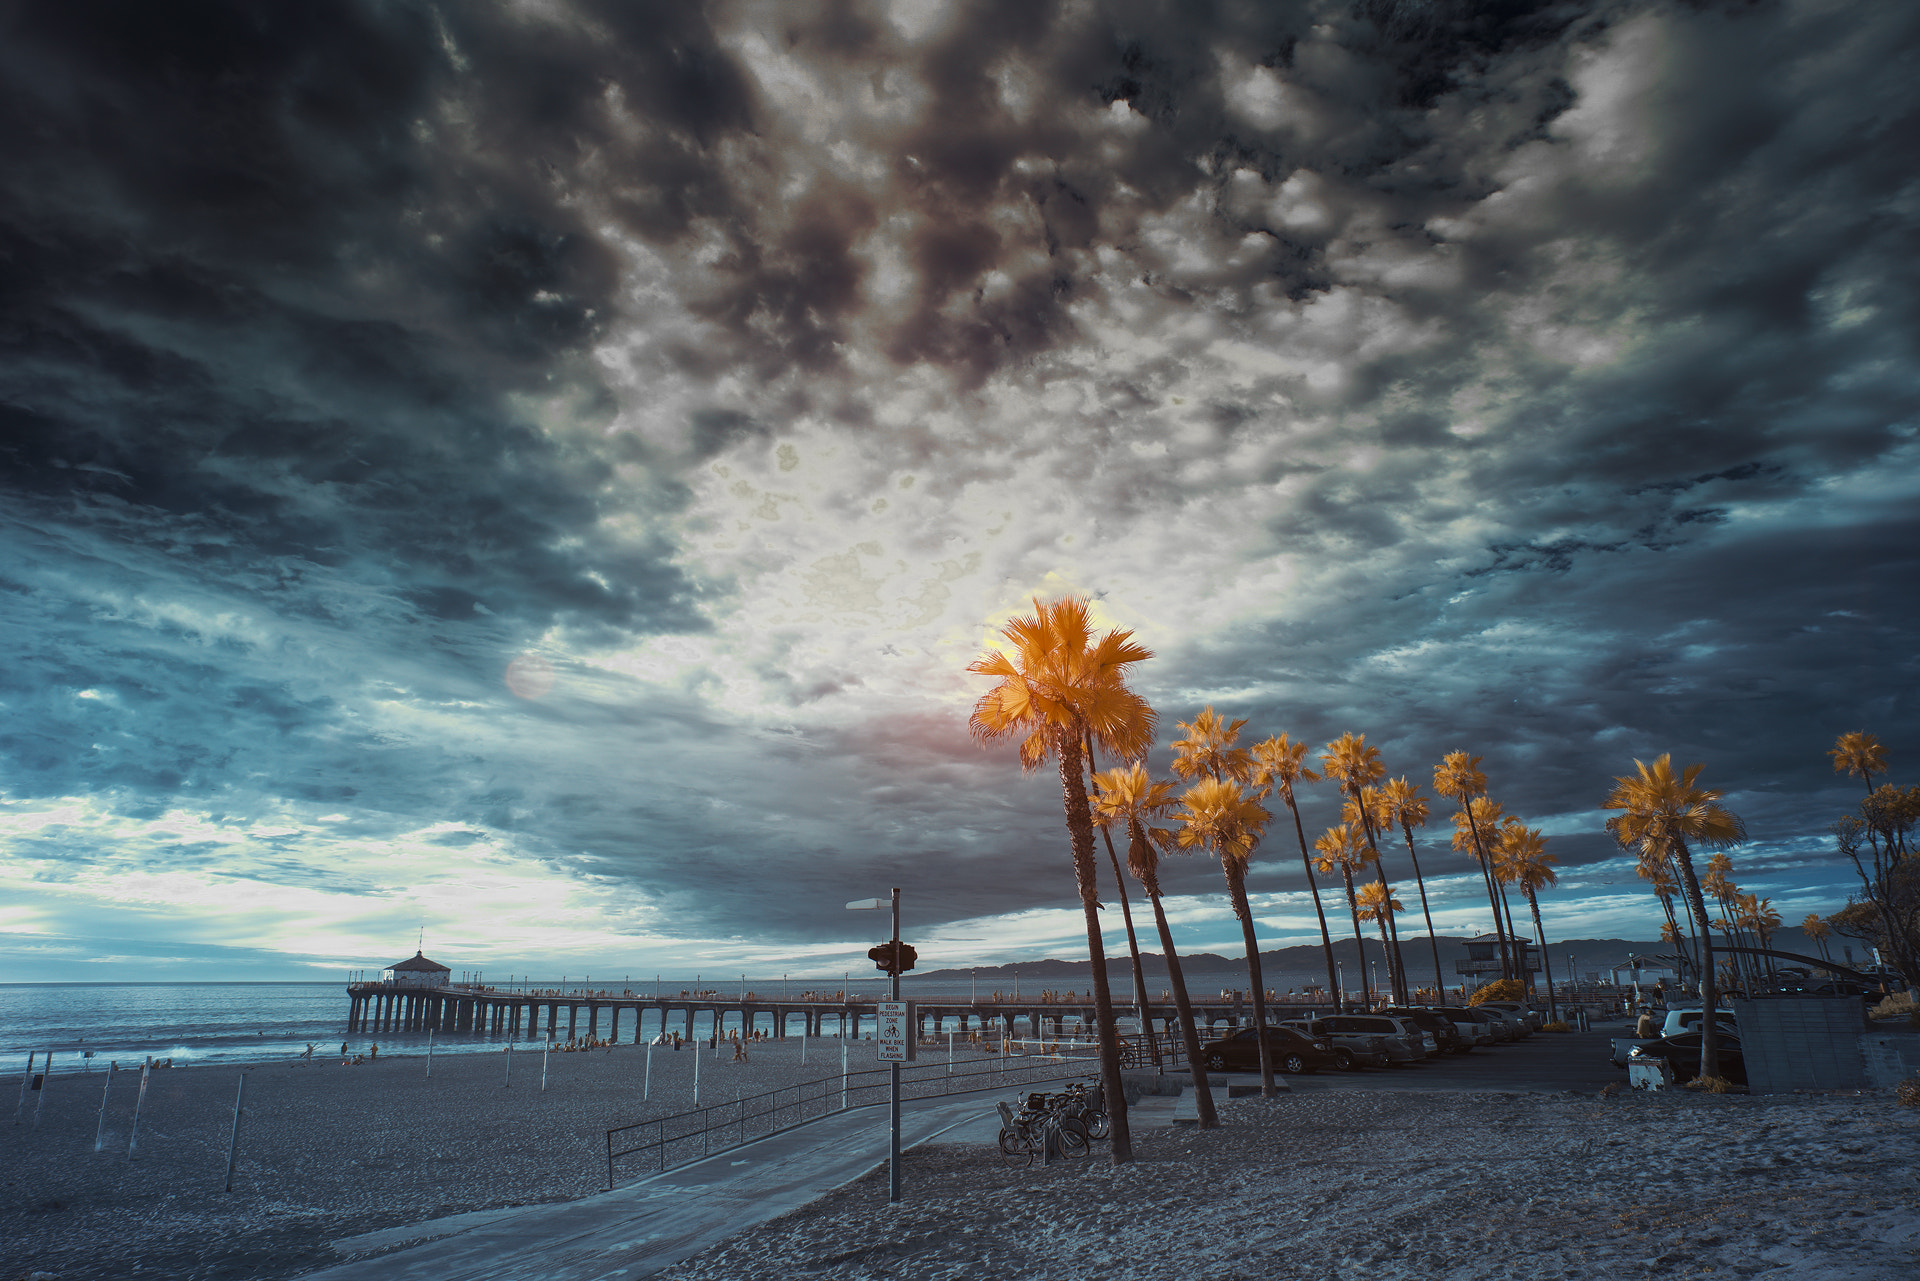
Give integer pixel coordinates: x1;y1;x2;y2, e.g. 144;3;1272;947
1201;1023;1630;1094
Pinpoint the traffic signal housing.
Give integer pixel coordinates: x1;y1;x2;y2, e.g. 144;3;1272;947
868;941;918;975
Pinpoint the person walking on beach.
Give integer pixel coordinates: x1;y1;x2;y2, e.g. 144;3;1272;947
304;1043;314;1060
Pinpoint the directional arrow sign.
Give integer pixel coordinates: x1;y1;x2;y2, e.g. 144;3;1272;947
876;1000;915;1062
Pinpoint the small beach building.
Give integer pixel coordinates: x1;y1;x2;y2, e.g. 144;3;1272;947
1454;932;1540;985
384;951;452;989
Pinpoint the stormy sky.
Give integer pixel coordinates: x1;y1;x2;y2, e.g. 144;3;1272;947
1;0;1914;983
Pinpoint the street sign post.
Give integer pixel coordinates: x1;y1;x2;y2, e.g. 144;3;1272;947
877;1000;915;1062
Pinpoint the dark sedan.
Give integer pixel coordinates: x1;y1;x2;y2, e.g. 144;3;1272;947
1200;1025;1339;1074
1631;1032;1747;1086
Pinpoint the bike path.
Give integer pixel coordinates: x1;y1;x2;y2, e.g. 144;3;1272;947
300;1088;1042;1281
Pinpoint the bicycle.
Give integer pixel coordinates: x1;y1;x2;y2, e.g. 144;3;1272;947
995;1098;1089;1166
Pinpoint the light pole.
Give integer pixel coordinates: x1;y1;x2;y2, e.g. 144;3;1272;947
848;888;903;1204
1336;961;1344;1011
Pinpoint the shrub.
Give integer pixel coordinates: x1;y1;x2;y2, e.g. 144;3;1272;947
1686;1074;1735;1094
1895;1076;1920;1107
1542;1019;1571;1032
1468;979;1526;1005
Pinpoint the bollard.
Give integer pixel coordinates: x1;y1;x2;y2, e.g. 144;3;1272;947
127;1061;151;1158
94;1063;115;1152
693;1034;700;1107
840;1038;847;1110
948;1030;954;1076
426;1030;435;1079
33;1051;51;1127
16;1051;34;1125
644;1043;652;1102
222;1074;245;1192
504;1042;512;1088
541;1040;550;1092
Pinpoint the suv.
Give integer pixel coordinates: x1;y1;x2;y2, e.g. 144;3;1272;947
1380;1006;1469;1055
1200;1024;1339;1074
1331;1014;1434;1061
1280;1017;1412;1069
1448;1007;1519;1042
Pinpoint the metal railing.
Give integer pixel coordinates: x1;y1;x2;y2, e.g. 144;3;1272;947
604;1048;1097;1189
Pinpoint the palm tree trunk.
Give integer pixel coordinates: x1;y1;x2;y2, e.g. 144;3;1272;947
1462;804;1513;980
1053;736;1132;1163
1669;836;1722;1081
1145;883;1217;1127
1086;738;1152;1061
1338;865;1372;1008
1224;864;1277;1097
1401;822;1448;1005
1286;796;1342;1006
1496;881;1525;993
1525;886;1558;1022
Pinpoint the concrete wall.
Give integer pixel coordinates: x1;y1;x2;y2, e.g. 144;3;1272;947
1730;997;1869;1093
1859;1029;1920;1088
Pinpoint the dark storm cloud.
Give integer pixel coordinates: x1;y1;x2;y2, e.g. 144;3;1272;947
2;0;1916;969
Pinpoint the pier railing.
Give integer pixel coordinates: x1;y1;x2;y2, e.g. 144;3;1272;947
604;1049;1096;1189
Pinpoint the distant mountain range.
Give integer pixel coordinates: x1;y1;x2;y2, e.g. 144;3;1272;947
916;928;1839;984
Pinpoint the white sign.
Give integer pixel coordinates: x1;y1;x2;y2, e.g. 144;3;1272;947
876;1000;915;1062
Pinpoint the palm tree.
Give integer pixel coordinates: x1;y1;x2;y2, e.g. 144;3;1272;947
1251;733;1340;1005
1434;752;1515;981
1172;775;1279;1096
1354;882;1405;1000
1702;853;1750;990
1636;851;1696;983
1084;733;1151;1051
1323;734;1407;1001
1091;763;1217;1127
1603;755;1747;1082
1381;777;1447;1004
1801;911;1833;965
1170;708;1254;786
1313;820;1375;1008
1498;819;1561;1022
1343;788;1407;999
1829;731;1887;795
967;595;1154;1162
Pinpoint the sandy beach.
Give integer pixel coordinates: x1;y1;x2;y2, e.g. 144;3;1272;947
4;1037;1917;1280
1;1037;1013;1281
657;1088;1920;1281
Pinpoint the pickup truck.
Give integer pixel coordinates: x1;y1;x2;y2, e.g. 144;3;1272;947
1609;1008;1738;1067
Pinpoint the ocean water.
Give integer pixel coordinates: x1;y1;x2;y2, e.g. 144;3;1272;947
0;968;1333;1077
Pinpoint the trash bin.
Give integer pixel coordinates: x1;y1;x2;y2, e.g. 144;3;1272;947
1628;1055;1672;1091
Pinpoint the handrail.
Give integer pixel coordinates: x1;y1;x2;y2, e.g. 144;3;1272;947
604;1050;1097;1189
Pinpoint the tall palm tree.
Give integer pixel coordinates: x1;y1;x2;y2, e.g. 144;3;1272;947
1381;777;1447;1004
1498;819;1561;1022
1603;755;1747;1081
1702;853;1750;989
1343;789;1407;999
1313;820;1375;1008
1434;752;1515;981
1091;763;1217;1127
1801;911;1833;964
1084;733;1151;1048
1636;852;1696;982
1829;731;1887;795
1250;734;1340;1004
1172;775;1279;1096
967;596;1154;1163
1323;735;1407;1001
1354;881;1405;1000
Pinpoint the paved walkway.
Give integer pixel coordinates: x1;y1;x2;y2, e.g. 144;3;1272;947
300;1086;1058;1281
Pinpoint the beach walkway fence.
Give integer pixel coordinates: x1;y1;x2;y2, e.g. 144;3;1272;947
605;1047;1097;1188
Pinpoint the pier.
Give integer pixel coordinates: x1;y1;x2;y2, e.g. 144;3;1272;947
342;981;1313;1044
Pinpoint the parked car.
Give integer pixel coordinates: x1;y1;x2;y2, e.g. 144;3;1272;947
1627;1032;1746;1086
1448;1007;1520;1042
1199;1024;1339;1074
1477;1001;1546;1031
1280;1017;1410;1069
1471;1003;1536;1036
1418;1006;1497;1049
1325;1014;1433;1061
1611;1009;1738;1067
1379;1006;1470;1055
